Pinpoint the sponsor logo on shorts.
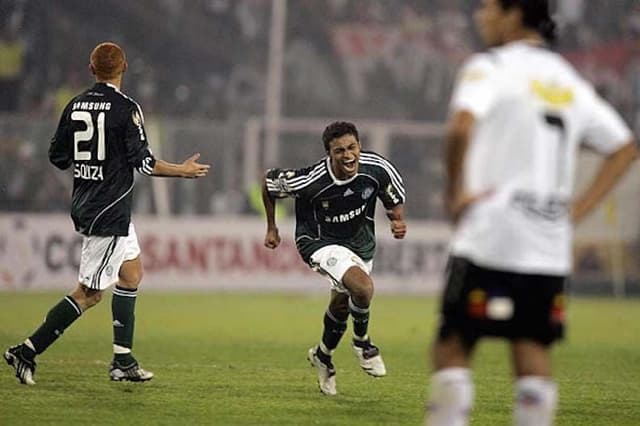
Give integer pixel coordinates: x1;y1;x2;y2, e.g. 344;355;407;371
327;257;337;267
467;288;486;318
551;294;565;324
105;265;114;277
486;297;514;320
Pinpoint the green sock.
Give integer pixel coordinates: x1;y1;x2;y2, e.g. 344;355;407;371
349;297;370;339
112;285;137;360
29;296;83;354
321;309;348;352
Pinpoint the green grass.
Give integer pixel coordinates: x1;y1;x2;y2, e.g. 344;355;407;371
0;293;638;425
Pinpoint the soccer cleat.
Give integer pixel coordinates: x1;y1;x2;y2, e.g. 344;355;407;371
307;346;337;396
109;360;154;382
4;344;37;385
352;339;386;377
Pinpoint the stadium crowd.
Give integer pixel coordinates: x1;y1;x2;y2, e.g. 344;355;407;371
1;0;639;216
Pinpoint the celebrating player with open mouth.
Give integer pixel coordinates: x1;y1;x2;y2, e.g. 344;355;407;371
262;121;407;396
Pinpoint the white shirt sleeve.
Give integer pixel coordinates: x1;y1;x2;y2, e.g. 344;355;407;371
449;53;499;119
580;87;632;154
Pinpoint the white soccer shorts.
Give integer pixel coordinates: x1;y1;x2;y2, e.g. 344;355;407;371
309;245;373;293
78;223;141;290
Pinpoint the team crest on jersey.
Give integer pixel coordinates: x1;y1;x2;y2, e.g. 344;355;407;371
361;187;374;200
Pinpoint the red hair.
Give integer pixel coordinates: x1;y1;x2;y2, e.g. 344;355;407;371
90;42;126;80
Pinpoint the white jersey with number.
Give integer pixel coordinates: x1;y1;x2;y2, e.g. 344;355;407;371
449;41;632;275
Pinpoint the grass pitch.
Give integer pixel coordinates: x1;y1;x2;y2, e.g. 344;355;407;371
0;292;638;425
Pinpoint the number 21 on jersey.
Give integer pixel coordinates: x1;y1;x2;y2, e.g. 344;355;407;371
72;111;105;161
71;111;105;181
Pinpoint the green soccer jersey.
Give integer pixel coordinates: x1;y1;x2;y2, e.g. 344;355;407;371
266;151;406;263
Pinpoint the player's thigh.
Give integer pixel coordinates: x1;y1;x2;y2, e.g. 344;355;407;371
309;245;373;293
436;256;481;347
118;223;143;288
511;339;552;377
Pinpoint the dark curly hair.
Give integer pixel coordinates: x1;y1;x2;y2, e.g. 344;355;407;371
322;121;359;153
499;0;557;43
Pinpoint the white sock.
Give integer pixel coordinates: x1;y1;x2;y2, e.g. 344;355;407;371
514;376;557;426
24;339;36;352
318;342;334;356
426;367;473;426
113;344;131;355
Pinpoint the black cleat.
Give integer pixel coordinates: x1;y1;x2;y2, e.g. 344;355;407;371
352;339;387;377
4;344;37;385
109;360;154;382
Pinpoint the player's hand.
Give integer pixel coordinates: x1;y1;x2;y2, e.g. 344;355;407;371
447;190;493;224
390;219;407;239
264;227;281;249
181;153;211;178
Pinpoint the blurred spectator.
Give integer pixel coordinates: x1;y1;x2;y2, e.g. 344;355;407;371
0;0;638;221
0;26;25;111
558;0;584;48
0;0;633;125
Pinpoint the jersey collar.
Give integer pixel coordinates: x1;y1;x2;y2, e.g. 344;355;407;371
95;82;119;91
325;157;358;186
506;38;547;50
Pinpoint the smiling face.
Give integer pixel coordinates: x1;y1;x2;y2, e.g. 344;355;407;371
328;134;361;180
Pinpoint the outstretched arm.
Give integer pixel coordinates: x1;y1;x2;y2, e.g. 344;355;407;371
151;153;210;178
262;174;281;249
572;141;637;223
387;204;407;239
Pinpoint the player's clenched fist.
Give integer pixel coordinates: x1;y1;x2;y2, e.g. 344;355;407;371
390;219;406;239
264;227;281;249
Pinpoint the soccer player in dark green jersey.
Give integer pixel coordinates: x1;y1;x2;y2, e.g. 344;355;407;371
262;121;407;395
4;42;210;385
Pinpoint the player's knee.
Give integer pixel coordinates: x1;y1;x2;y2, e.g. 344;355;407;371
432;334;471;370
342;266;373;301
70;285;103;310
353;275;374;303
88;290;103;306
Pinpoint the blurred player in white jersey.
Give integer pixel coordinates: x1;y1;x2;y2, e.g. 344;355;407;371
426;1;637;425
